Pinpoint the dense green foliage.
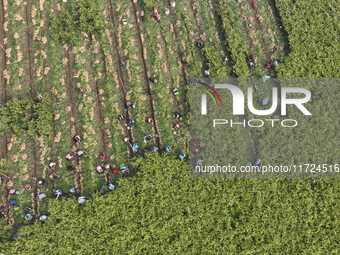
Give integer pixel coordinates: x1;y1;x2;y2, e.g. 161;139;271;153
50;0;104;45
1;0;339;253
50;5;77;45
276;0;339;77
0;95;53;138
79;0;105;34
217;0;250;78
0;154;338;254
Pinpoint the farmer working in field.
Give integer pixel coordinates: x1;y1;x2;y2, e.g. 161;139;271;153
56;190;63;199
148;88;154;96
65;153;75;161
272;44;278;52
76;150;84;159
223;56;229;65
144;134;152;143
248;54;254;62
126;101;136;109
197;39;204;48
10;200;17;206
36;193;46;201
249;62;255;69
24;206;32;212
129;120;135;127
149;77;157;83
173;112;180;119
179;153;185;160
140;11;145;22
120;166;129;175
154;8;160;21
24;184;31;190
25;214;33;221
74;135;81;142
108;183;115;191
104;163;111;171
49;174;57;182
39;215;48;221
151;146;158;152
192;148;199;153
49;162;56;170
38;179;46;187
96;166;103;173
78;196;86;204
100;153;105;161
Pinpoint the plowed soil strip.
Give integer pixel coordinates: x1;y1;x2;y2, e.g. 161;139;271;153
63;48;83;195
106;0;136;150
39;0;57;194
187;0;210;72
1;182;10;223
233;1;253;48
99;45;132;157
87;38;110;184
24;0;40;217
158;24;184;113
131;1;162;150
162;12;190;148
0;0;7;105
265;0;289;54
0;0;10;224
246;0;272;62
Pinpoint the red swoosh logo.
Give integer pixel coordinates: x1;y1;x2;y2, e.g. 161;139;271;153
199;82;223;106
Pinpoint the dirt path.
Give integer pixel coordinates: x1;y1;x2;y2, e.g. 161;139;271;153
265;0;290;55
106;0;137;151
38;1;48;88
0;0;10;224
24;0;42;217
38;0;58;194
25;0;36;93
1;180;10;223
0;0;7;106
130;1;162;150
63;47;83;195
247;0;273;63
187;0;210;73
99;45;133;158
87;38;110;184
154;19;184;113
162;9;192;149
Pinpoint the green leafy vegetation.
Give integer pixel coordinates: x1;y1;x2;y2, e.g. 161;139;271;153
79;0;105;34
276;0;339;77
50;5;77;45
217;0;250;78
50;0;105;45
0;0;338;253
0;154;338;254
0;95;53;138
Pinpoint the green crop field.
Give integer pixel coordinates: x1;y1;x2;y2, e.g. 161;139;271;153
0;0;339;253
